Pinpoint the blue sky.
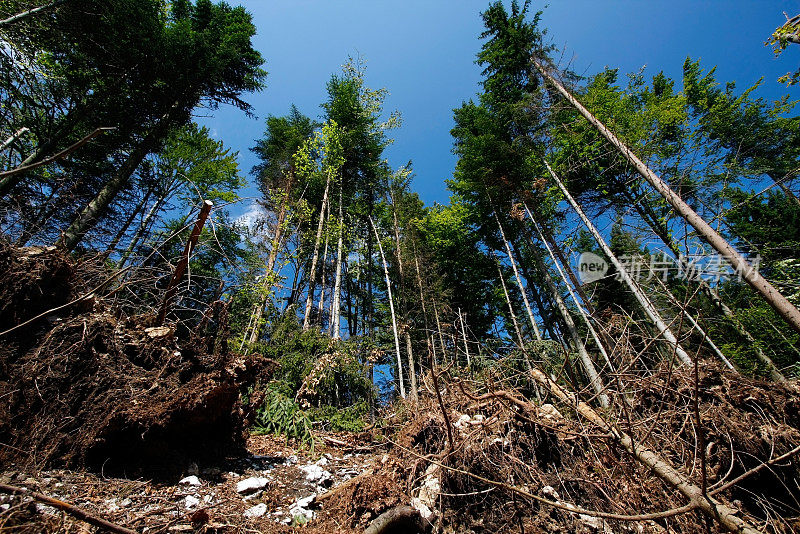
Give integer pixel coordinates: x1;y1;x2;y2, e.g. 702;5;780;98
199;1;800;213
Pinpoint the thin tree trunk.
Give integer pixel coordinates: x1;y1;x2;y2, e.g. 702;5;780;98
389;185;417;398
62;104;179;250
104;187;152;258
302;174;331;330
370;215;405;399
527;210;614;373
433;300;447;364
458;308;471;368
247;174;296;344
330;185;345;339
405;331;418;400
0;127;29;152
317;200;331;322
413;242;436;367
117;191;166;269
494;252;525;348
529;234;610;408
547;162;694;367
0;0;70;26
493;209;542;340
535;59;800;336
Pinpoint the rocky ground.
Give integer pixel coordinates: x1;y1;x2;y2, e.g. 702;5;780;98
0;433;391;533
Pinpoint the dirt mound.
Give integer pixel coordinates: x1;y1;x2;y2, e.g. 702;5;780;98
0;241;274;477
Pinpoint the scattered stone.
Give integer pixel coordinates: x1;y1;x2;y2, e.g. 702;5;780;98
184;495;200;509
299;464;331;484
244;503;268;518
236;476;270;494
179;475;202;486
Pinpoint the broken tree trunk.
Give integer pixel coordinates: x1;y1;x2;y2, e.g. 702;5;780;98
547;162;695;367
534;58;800;337
156;200;212;325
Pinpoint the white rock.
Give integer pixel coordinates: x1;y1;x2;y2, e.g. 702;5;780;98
236;477;270;494
295;494;316;508
315;456;329;466
179;475;201;486
184;495;200;509
299;464;331;483
411;497;435;522
454;414;471;429
243;503;268;518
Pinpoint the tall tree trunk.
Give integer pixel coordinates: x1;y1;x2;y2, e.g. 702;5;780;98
433;300;447;364
104;187;152;257
317;200;331;325
302;174;332;330
494;252;525;348
247;173;296;344
527;211;614;372
62;103;180;250
492;209;542;340
116;191;167;269
529;235;610;408
535;59;800;336
370;215;405;399
457;308;471;368
547;162;694;367
330;185;345;339
413;242;436;367
389;185;417;398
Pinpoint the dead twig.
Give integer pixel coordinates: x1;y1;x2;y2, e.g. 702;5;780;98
0;482;137;534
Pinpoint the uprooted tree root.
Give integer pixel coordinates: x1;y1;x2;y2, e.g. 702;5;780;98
0;241;274;478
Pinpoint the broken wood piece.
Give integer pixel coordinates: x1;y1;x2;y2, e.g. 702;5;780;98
0;482;137;534
364;505;425;534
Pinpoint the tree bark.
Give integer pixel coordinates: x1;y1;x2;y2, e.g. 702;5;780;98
61;104;179;251
330;185;345;339
492;209;542;340
626;190;781;380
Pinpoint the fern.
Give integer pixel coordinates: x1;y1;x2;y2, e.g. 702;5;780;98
253;387;316;453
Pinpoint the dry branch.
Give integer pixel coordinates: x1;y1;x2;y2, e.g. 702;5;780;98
0;482;136;534
527;368;761;534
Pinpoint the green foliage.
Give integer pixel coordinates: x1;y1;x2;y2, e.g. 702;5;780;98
308;401;369;433
253;385;316;452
